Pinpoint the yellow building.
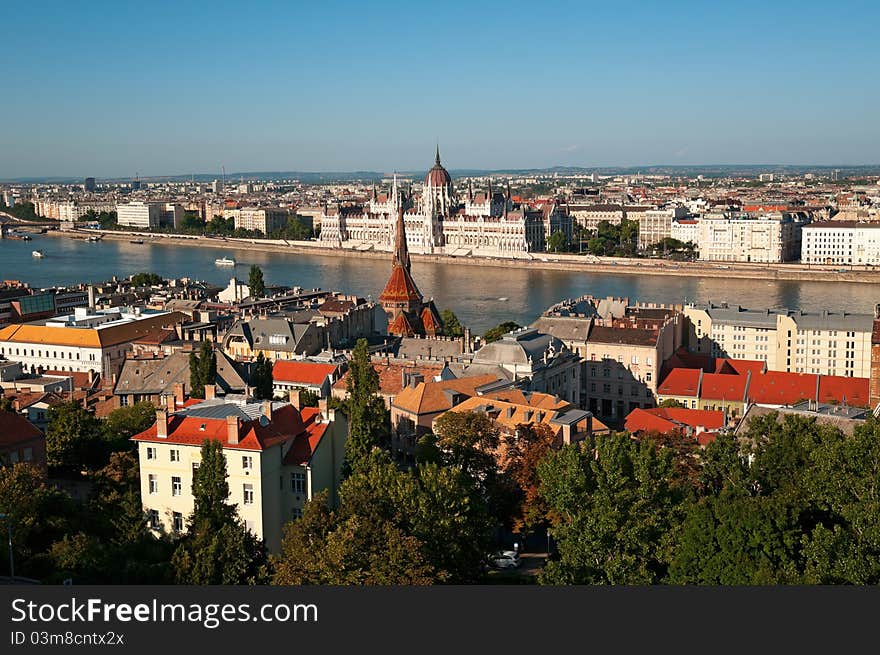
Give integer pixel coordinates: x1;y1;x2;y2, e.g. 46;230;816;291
132;393;347;552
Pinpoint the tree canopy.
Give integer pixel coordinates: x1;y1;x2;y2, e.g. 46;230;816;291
483;321;521;344
440;309;464;338
248;265;265;299
342;339;389;474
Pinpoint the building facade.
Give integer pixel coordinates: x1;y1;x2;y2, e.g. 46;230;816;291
132;397;347;552
801;221;880;266
684;302;873;377
697;211;804;263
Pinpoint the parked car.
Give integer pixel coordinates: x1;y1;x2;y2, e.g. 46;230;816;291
490;551;521;569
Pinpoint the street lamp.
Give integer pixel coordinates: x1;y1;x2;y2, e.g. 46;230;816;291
0;513;13;583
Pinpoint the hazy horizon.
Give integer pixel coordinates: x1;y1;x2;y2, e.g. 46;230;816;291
2;1;878;179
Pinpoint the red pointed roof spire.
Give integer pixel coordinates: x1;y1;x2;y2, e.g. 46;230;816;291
379;204;423;305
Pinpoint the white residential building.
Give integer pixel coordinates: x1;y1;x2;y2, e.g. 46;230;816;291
697;212;803;263
133;397;348;551
801;221;880;266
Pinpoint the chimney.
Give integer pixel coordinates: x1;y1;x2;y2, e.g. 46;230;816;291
289;389;302;410
204;384;216;400
561;422;572;445
88;285;95;310
156;408;168;438
317;397;328;420
173;382;185;406
87;369;96;387
226;414;240;445
262;400;273;421
245;385;254;400
165;394;176;413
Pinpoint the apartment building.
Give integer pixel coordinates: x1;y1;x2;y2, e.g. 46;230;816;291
116;202;163;229
234;207;289;235
132;395;347;551
801;221;880;266
697;212;803;263
637;207;688;249
0;307;184;376
684;302;873;377
671;219;699;245
533;297;683;422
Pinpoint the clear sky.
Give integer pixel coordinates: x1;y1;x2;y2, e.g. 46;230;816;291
2;0;878;178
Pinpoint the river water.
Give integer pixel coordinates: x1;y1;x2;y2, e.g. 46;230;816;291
2;235;876;333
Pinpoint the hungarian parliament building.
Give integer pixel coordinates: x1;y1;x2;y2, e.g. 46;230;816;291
317;148;571;257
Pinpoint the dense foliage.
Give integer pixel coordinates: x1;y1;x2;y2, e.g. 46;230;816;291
440;309;464;337
188;340;217;399
341;339;389;474
248;265;265;299
483;321;521;344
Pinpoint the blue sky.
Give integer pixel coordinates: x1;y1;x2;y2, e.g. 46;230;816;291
2;0;878;178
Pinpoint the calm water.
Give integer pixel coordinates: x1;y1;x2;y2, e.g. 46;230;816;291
2;235;876;333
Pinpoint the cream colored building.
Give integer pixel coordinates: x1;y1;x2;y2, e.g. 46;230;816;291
801;221;880;266
0;307;184;376
697;212;802;263
233;207;290;235
132;395;347;552
684;302;872;377
637;207;688;249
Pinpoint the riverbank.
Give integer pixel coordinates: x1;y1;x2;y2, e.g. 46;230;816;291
43;228;880;284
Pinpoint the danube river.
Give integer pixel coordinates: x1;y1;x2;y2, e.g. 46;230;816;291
3;235;877;333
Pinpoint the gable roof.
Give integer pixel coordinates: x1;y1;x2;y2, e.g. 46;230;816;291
392;374;500;415
273;360;339;386
625;407;725;435
0;410;43;448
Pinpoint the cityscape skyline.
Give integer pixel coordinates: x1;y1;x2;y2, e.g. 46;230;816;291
3;1;879;179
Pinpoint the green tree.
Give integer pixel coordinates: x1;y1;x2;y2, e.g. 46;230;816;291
440;309;464;337
129;272;163;286
249;265;266;299
273;451;491;584
102;402;156;452
272;491;436;585
189;340;217;399
658;398;686;409
251;353;274;400
342;339;389;474
0;463;78;575
46;401;104;470
483;321;521;344
172;439;269;584
547;230;567;253
538;434;684;585
503;422;557;535
0;396;13;412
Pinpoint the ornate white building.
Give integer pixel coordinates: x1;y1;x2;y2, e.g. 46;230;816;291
318;148;569;256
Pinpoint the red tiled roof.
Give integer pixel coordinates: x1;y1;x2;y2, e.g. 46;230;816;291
272;361;338;385
625;407;724;435
283;407;327;465
387;311;417;337
0;410;43;448
700;373;748;402
657;368;701;397
747;371;816;406
817;375;870;408
132;404;307;451
333;362;444;398
379;264;423;304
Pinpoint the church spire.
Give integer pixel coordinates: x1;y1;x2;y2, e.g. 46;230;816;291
435;143;441;166
393;203;411;272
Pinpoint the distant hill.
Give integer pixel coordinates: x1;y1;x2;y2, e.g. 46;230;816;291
4;164;879;184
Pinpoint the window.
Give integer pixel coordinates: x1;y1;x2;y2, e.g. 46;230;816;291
148;509;160;530
23;447;33;461
146;447;156;460
172;512;183;532
148;474;158;494
192;462;200;477
170;449;180;462
291;472;306;495
243;483;254;505
291;508;303;520
172;476;182;496
242;455;253;470
9;451;19;464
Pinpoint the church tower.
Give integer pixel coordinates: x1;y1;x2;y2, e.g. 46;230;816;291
378;203;442;337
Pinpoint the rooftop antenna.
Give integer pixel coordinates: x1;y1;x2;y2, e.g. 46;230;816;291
222;165;226;188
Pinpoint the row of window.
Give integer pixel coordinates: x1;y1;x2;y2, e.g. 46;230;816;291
145;446;254;471
0;346;96;361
